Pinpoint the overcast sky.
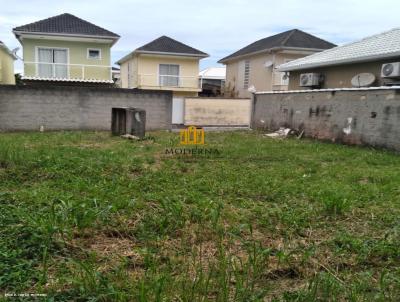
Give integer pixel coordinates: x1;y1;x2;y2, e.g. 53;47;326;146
1;0;399;73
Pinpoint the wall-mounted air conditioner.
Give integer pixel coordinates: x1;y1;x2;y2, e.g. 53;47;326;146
381;62;400;78
299;73;322;87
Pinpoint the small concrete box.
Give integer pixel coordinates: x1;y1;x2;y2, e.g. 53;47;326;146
111;107;146;138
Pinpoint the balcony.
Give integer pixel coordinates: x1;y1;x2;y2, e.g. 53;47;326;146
137;74;201;91
22;62;113;83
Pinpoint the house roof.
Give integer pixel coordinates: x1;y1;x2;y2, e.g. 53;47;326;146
116;36;208;64
278;28;400;72
199;67;226;79
218;29;336;63
0;40;17;59
13;13;120;39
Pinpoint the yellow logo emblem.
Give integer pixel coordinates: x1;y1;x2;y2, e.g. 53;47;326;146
179;126;205;145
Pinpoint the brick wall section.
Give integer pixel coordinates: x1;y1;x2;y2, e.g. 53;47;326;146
252;88;400;151
0;85;172;131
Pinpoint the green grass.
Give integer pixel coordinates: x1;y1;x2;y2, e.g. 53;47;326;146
0;130;400;301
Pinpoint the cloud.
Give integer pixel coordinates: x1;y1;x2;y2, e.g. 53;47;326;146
1;0;399;71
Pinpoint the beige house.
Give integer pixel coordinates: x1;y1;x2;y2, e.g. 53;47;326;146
278;28;400;90
0;41;17;85
219;29;335;98
13;13;119;85
117;36;208;99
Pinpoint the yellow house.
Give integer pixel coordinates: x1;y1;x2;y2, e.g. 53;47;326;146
0;41;17;85
13;13;119;85
117;36;208;99
219;29;335;98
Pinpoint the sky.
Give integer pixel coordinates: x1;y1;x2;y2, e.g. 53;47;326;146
1;0;399;73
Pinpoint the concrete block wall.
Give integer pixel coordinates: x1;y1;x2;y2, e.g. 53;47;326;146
184;97;251;126
252;88;400;151
0;85;172;131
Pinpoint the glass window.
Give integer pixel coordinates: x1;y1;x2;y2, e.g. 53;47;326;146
88;49;101;59
37;48;67;78
159;64;179;86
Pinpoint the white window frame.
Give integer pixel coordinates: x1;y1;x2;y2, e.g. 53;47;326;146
158;64;180;87
87;48;101;60
35;46;70;78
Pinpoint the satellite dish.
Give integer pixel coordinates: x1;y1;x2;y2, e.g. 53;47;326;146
248;85;256;93
351;73;376;87
264;60;273;68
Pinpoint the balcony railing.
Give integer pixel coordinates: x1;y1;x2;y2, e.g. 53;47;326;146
138;74;200;89
23;61;113;82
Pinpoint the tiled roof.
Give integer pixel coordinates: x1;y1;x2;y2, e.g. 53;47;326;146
278;28;400;72
136;36;208;56
117;36;208;64
13;13;119;38
218;29;335;63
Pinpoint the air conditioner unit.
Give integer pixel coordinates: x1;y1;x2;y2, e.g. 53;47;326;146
299;73;322;87
381;62;400;78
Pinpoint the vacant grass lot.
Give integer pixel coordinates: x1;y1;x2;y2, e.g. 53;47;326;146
1;131;400;301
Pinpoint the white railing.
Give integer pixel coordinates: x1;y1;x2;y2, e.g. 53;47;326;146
23;61;113;81
138;74;200;89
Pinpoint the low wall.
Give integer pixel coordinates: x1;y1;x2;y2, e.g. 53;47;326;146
0;85;172;131
252;88;400;151
184;97;251;126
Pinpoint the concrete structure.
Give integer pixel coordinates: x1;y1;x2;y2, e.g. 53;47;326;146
0;41;17;85
0;85;172;131
279;28;400;90
112;67;121;87
219;29;335;98
252;87;400;151
117;36;208;99
13;13;120;84
184;97;251;126
199;67;226;96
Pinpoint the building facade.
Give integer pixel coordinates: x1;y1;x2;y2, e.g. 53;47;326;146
0;41;17;85
13;13;119;85
219;29;336;98
278;28;400;90
117;36;208;99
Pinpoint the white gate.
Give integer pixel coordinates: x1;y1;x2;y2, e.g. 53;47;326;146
172;97;185;124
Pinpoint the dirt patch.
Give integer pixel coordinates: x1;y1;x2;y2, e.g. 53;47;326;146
68;230;144;272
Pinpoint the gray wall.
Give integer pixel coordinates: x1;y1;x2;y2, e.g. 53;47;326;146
252;88;400;151
0;85;172;131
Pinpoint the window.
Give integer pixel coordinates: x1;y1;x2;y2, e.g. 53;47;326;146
243;60;250;89
159;64;179;87
87;48;101;59
37;47;68;78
